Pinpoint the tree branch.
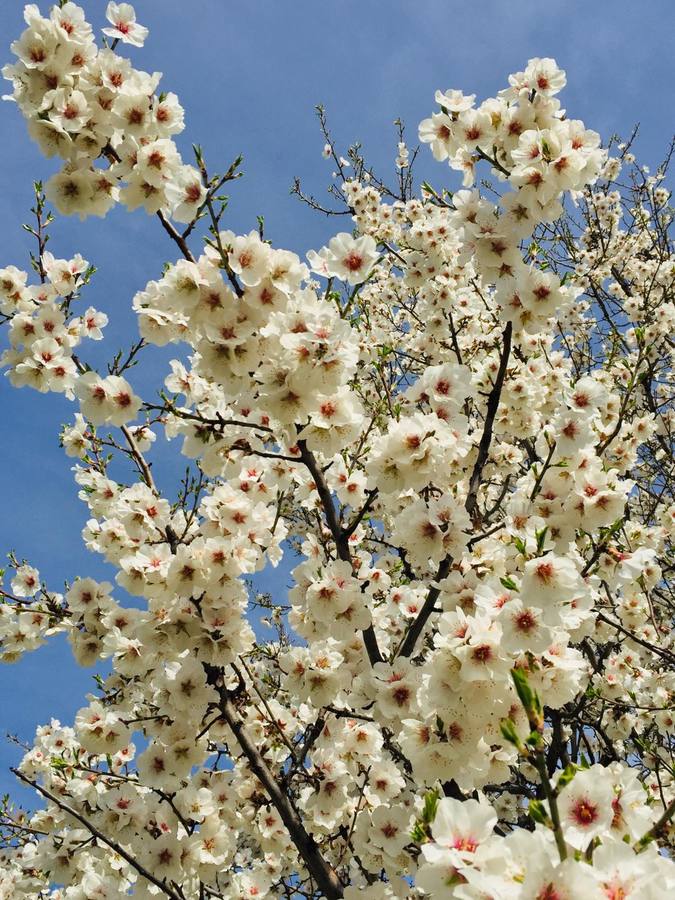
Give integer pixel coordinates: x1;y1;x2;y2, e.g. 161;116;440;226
11;769;184;900
297;440;382;665
156;211;196;263
397;322;512;659
215;687;344;899
466;321;512;521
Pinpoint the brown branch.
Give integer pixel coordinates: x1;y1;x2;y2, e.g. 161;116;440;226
216;689;344;899
297;440;382;665
156;210;196;262
466;321;513;520
11;769;183;900
597;611;675;664
342;489;378;539
475;146;512;178
395;555;453;659
636;795;675;851
396;322;512;659
234;658;298;760
120;424;157;493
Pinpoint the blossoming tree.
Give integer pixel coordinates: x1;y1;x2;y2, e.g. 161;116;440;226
1;3;674;898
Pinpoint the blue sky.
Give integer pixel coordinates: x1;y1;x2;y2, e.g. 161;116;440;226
0;0;673;801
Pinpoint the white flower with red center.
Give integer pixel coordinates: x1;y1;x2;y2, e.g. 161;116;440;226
520;857;603;900
605;762;659;841
127;423;156;453
61;413;92;458
103;3;149;48
525;57;568;97
298;388;365;455
405;360;475;414
567;375;606;413
49;88;91;133
456;107;494;151
510;128;546;170
74;700;130;754
365;761;405;803
281;642;347;707
99;782;144;825
434;88;476;113
391;500;444;569
520;552;583;623
74;371;142;426
368;412;469;494
328;456;368;505
11;564;40;598
498;599;552;654
452;147;476;186
0;265;29;313
165;165;207;224
556;765;614;850
418;112;456;162
307;232;379;285
79;306;108;341
302;560;362;624
573;460;629;530
548;407;596;458
135;138;181;187
232;869;272;899
453;620;509;682
110;86;154;136
96;48;133;93
153;91;185;136
10;10;59;72
517;266;566;319
140;832;184;885
369;805;414;858
193;814;233;867
42;252;88;297
427;796;497;862
371;660;420;721
212;230;272;287
592;838;665;899
267;248;309;296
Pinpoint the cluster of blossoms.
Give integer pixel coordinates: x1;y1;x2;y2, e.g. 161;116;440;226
416;782;674;898
0;250;105;395
1;8;674;900
3;2;205;221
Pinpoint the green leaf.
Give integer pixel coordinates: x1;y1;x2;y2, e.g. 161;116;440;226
511;667;535;712
529;798;550;825
557;764;578;789
421;789;440;824
410;821;428;843
513;537;527;556
500;717;524;750
525;730;544;749
535;526;549;553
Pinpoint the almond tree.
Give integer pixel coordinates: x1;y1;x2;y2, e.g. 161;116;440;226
0;4;674;898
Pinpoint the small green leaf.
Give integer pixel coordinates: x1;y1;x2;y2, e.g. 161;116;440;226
500;717;524;751
421;789;440;824
529;798;550;825
557;764;578;789
513;537;527;556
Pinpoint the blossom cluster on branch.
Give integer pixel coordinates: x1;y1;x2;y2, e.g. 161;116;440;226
0;4;674;899
3;2;204;222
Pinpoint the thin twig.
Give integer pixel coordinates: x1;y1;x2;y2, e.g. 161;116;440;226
11;769;183;900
